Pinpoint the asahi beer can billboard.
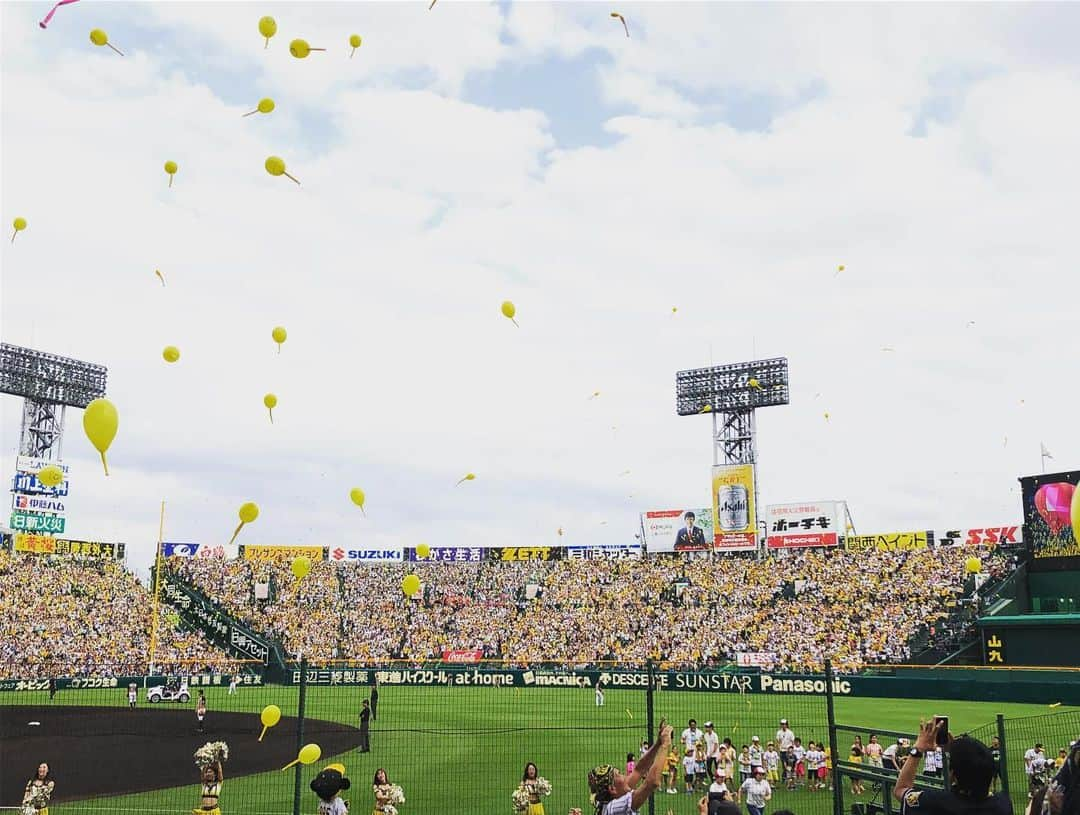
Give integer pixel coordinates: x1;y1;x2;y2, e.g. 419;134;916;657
710;464;758;551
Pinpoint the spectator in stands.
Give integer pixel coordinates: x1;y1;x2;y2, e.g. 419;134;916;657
893;719;1011;815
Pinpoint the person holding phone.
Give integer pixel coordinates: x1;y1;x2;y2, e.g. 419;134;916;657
893;717;1012;815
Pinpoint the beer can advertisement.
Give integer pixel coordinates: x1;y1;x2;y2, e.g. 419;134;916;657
765;501;845;549
641;508;714;553
711;464;758;550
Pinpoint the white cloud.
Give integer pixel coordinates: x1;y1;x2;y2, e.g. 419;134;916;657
2;2;1079;579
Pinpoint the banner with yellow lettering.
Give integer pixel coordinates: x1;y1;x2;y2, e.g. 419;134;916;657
241;545;328;562
843;531;929;552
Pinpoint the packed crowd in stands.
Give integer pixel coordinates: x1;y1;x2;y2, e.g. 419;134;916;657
0;550;241;678
164;544;1010;671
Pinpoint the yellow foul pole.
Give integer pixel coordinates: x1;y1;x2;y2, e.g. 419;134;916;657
148;500;166;675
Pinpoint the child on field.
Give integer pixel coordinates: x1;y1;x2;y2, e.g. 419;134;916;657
784;746;797;791
738;745;752;785
695;743;708;791
683;748;698;794
793;738;806;788
664;749;680;794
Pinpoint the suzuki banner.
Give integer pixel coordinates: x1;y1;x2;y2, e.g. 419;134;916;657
844;530;930;552
765;501;845;549
328;546;403;563
711;463;759;551
932;527;1022;547
241;545;328;562
641;508;714;553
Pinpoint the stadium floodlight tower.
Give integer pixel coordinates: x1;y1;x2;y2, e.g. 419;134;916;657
0;343;108;461
676;358;789;552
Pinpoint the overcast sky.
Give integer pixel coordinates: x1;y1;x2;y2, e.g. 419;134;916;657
3;1;1079;579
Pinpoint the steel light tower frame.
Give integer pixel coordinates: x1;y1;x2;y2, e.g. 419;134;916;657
0;343;108;461
676;357;790;553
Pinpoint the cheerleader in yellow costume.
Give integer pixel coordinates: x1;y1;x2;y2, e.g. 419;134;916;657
519;763;550;815
22;763;54;815
193;761;223;815
372;768;391;815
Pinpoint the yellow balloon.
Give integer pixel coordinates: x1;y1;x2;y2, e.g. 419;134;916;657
258;98;275;114
349;34;362;47
265;156;300;185
290;38;311;58
12;217;27;243
455;472;476;486
163;346;180;363
258;15;277;47
402;574;421;597
261;704;282;727
89;28;107;45
964;557;982;574
239;502;260;524
298;743;321;764
350;487;365;509
37;465;64;488
291;556;311;579
501;301;517;321
83;398;119;475
272;326;287;351
838;264;846;272
416;543;431;558
264;393;277;422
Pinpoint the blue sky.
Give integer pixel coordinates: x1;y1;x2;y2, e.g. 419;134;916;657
3;2;1080;578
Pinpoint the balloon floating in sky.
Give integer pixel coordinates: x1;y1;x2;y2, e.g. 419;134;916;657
164;161;178;188
258;16;277;48
229;501;259;545
11;217;26;244
349;487;366;515
258;704;281;742
40;0;80;30
501;301;518;327
289;39;326;59
838;264;845;272
291;556;311;580
265;156;300;185
964;557;982;574
90;28;124;55
589;391;600;400
243;98;275;117
698;404;712;414
263;393;278;423
415;543;431;558
154;269;166;286
83;398;119;475
271;326;287;352
455;472;476;486
281;743;321;772
671;306;678;314
37;465;64;488
611;11;629;37
402;574;421;598
824;411;830;421
349;34;362;57
1035;482;1075;536
162;346;180;363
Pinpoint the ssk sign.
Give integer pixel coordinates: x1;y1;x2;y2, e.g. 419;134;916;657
934;526;1022;546
12;494;66;513
329;547;403;563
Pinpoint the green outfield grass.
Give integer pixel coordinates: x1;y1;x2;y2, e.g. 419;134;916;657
5;685;1076;815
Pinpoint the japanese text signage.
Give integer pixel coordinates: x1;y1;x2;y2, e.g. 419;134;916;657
11;472;69;496
566;545;641;560
13;534;124;559
711;464;758;550
845;531;930;552
12;494;66;514
162;543;238;560
406;547;485;562
983;631;1006;665
241;545;328;562
765;501;845;549
487;547;564;562
10;510;66;534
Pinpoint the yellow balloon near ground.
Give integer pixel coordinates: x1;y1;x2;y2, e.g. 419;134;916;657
501;301;516;319
402;574;421;597
350;488;365;508
964;557;981;574
349;34;362;48
89;28;108;46
289;39;311;58
37;465;64;488
261;704;282;727
291;556;311;579
239;502;259;524
258;98;275;114
416;543;431;558
83;398;119;475
298;744;321;765
163;346;180;363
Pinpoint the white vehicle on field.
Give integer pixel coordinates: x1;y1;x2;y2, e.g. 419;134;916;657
147;678;190;703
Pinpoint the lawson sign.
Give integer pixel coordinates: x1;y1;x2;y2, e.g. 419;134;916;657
329;547;403;563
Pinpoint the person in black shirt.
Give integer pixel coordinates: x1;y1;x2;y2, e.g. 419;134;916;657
989;737;1002;793
894;718;1012;815
369;676;378;721
358;699;371;753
